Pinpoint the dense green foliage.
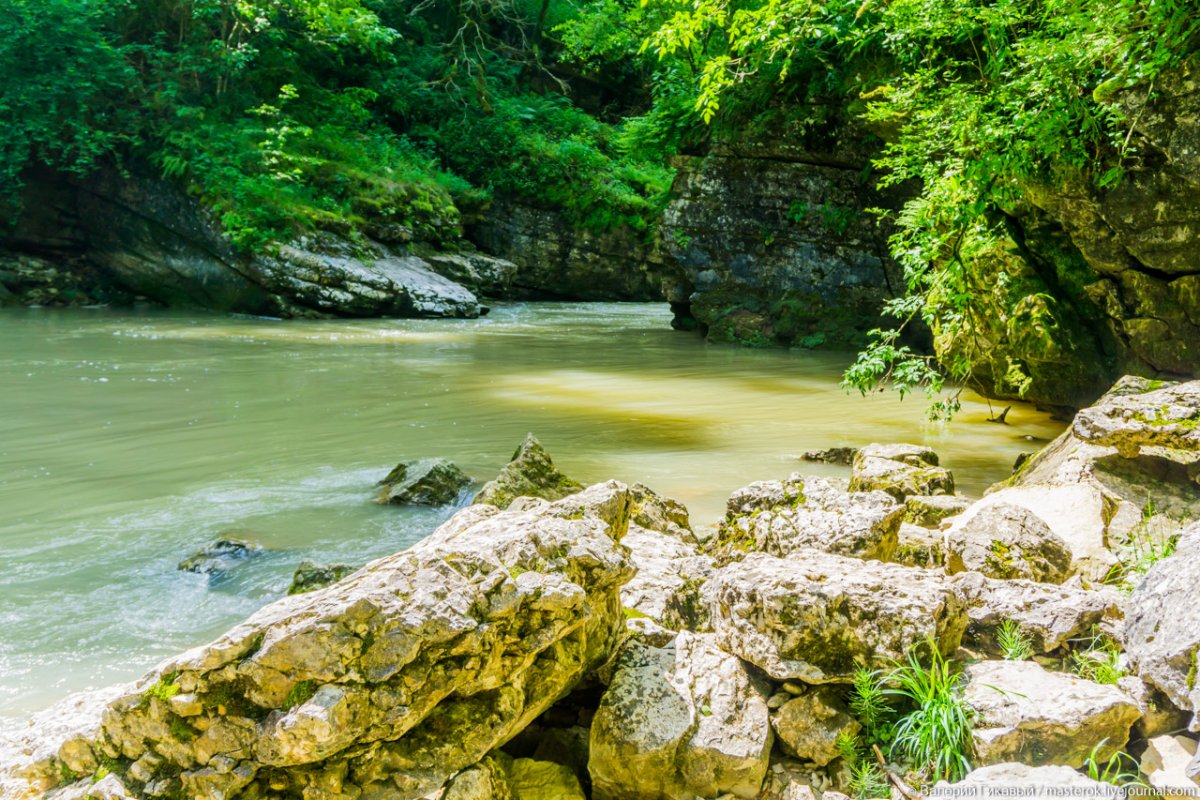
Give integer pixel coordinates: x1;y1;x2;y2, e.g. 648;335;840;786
640;0;1198;411
0;0;674;250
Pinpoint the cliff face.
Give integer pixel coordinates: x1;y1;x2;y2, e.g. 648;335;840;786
467;199;673;301
657;129;905;348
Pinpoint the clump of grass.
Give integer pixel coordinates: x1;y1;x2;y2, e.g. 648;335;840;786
1105;498;1181;593
283;680;318;710
1084;738;1144;786
1070;629;1125;685
997;620;1034;661
886;643;974;783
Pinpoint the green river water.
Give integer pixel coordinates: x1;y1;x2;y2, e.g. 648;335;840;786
0;302;1065;721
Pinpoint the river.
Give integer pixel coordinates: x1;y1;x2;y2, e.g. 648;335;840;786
0;302;1064;720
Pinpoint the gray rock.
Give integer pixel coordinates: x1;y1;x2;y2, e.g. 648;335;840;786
849;443;954;501
376;458;472;506
797;447;857;466
769;687;860;766
717;474;901;562
951;571;1122;654
934;763;1120;798
964;660;1140;768
11;482;635;800
945;503;1073;584
1117;676;1191;740
904;494;971;528
588;631;772;800
474;434;584;510
424;253;517;298
177;537;262;575
1125;522;1200;731
286;560;357;595
704;551;967;682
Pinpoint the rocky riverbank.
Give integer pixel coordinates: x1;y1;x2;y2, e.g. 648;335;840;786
3;375;1199;800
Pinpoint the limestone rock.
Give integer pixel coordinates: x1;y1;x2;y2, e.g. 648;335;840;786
769;687;859;767
1125;522;1200;731
377;458;472;506
935;763;1120;798
904;494;971;528
424;253;518;298
0;684;130;800
620;525;714;630
951;571;1122;654
177;537;262;575
894;522;946;568
717;475;901;562
475;434;584;510
964;660;1140;768
974;484;1119;583
1141;735;1200;800
1003;377;1200;523
849;443;954;501
589;631;772;800
629;483;696;544
1117;676;1191;739
1074;381;1200;459
506;758;586;800
439;756;513;800
945;503;1073;584
704;551;967;683
14;483;635;800
287;561;357;595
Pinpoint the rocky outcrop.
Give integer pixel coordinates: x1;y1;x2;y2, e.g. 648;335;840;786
717;475;901;562
588;631;772;800
424;252;518;298
475;435;584;510
1125;522;1200;731
944;504;1073;584
13;482;635;800
377;458;472;506
951;571;1122;655
964;660;1140;768
849;443;954;501
468;199;672;301
4;169;485;318
704;551;967;683
1073;379;1200;459
659;126;903;348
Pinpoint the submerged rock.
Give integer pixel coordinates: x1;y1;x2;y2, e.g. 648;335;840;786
964;660;1140;768
474;434;584;510
589;631;772;800
704;551;967;683
1125;522;1200;731
19;482;635;800
286;560;357;595
797;447;857;466
944;503;1073;584
849;443;954;501
717;475;901;562
377;458;472;506
177;537;263;575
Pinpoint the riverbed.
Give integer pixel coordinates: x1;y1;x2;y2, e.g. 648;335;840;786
0;302;1064;719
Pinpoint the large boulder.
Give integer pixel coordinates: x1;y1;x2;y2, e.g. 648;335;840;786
8;483;635;800
769;687;860;767
620;526;715;630
944;503;1073;584
967;484;1119;583
963;660;1140;768
934;763;1120;799
1125;522;1200;731
717;475;901;562
1002;377;1200;523
475;435;584;510
1073;380;1200;460
589;631;772;800
377;458;472;506
849;443;954;501
704;551;967;683
951;571;1123;655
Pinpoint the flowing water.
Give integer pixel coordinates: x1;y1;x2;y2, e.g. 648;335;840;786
0;302;1065;721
